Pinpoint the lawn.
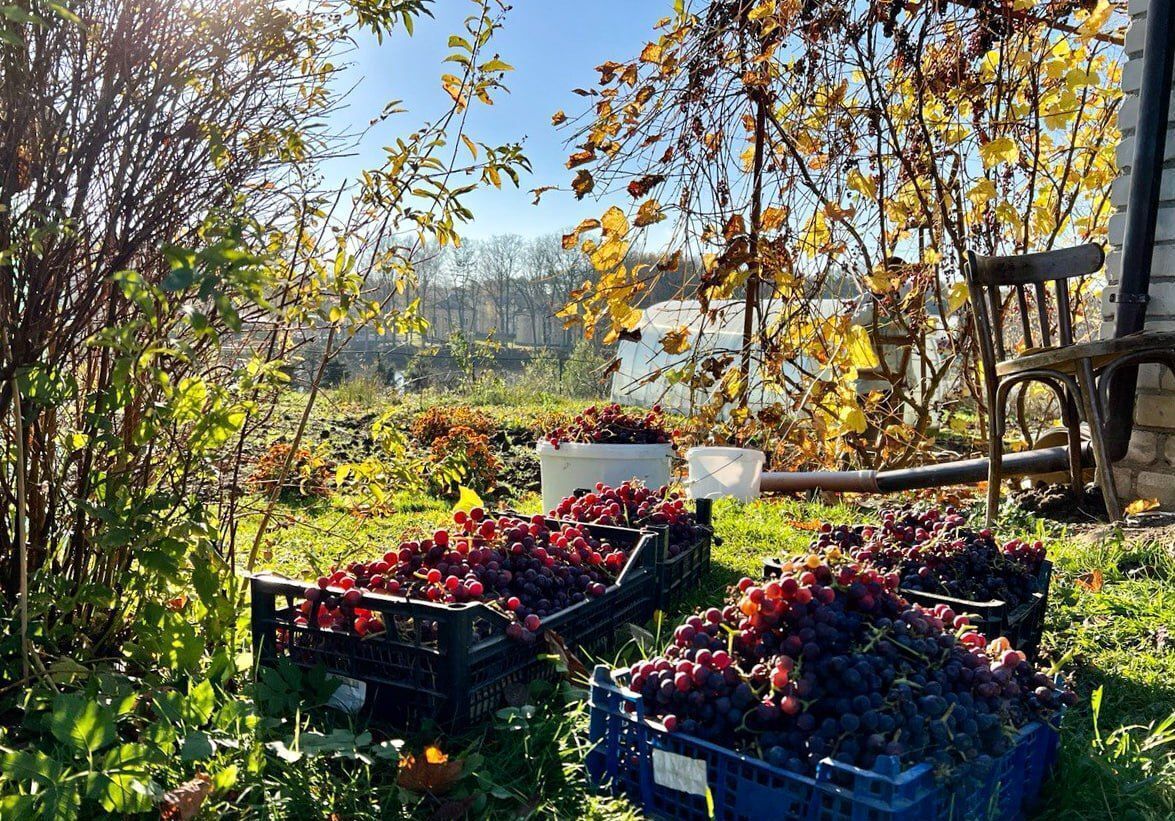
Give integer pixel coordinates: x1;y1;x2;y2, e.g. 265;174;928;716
232;396;1175;820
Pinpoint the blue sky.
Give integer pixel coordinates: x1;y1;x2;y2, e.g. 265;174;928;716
321;0;672;240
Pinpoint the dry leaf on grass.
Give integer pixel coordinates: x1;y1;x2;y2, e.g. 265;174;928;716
1076;569;1104;592
398;746;463;795
160;773;211;820
544;629;588;682
1125;498;1161;516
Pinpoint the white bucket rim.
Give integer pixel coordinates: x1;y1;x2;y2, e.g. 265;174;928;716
536;440;675;458
684;446;766;461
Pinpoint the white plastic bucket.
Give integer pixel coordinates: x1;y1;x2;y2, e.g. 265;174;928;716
685;446;765;502
536;441;674;513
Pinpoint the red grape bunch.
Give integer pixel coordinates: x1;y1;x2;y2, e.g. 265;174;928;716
543;403;678;449
294;509;633;644
551;480;704;557
628;550;1074;781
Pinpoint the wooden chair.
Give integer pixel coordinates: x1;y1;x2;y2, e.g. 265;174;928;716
963;243;1175;523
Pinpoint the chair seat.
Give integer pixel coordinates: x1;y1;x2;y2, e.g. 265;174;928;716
995;331;1175;377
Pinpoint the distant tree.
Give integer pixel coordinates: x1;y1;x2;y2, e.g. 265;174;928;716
481;233;525;338
446;241;482;338
525;233;586;348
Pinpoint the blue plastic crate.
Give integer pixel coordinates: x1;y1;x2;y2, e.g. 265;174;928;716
587;666;1061;821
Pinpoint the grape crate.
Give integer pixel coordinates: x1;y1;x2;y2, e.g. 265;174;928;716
250;515;659;729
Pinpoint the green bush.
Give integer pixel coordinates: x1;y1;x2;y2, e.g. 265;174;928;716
561;339;610;399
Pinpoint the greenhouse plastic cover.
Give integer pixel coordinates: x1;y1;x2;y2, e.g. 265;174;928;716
610;298;948;415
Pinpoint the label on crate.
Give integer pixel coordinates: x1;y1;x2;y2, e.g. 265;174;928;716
652;748;708;796
326;674;367;714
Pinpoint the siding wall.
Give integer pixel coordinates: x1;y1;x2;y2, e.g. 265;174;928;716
1103;0;1175;504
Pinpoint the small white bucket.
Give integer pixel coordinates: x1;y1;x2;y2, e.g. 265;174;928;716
536;441;674;513
685;446;765;502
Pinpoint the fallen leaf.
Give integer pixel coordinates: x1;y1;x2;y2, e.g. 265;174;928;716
398;746;463;795
790;519;824;532
160;773;211;820
544;629;589;683
1075;569;1104;593
1125;498;1160;516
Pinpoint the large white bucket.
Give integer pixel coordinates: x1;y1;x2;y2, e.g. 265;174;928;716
536;441;674;513
685;446;765;502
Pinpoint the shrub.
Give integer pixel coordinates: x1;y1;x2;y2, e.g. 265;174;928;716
333;366;386;407
248;442;333;499
409;405;496;445
561;339;610;399
428;426;499;494
518;348;561;394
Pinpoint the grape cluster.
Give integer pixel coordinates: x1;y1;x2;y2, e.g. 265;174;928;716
551;480;704;557
798;508;1046;608
629;552;1074;780
543;403;677;448
295;509;631;643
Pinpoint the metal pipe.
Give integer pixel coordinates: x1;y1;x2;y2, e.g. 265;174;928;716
760;444;1087;495
1105;0;1175;459
760;470;879;494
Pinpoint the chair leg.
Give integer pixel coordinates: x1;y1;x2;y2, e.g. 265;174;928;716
986;390;1005;527
1061;391;1084;498
1076;359;1123;522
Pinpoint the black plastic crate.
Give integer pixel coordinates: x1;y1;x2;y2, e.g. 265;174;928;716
649;498;715;612
762;557;1052;659
250;518;659;730
545;495;717;613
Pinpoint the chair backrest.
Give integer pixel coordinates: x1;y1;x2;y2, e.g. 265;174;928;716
963;243;1104;390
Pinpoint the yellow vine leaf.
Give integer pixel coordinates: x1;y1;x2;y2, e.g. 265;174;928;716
839;405;868;435
800;209;829;256
980;136;1019;169
967;179;997;208
846;325;879;369
846;169;876;199
660;325;691;354
748;1;775;22
634;199;664;227
452;486;484;513
947;281;970;314
761;206;787;231
601;205;629;236
1079;0;1113;39
590;237;629;271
